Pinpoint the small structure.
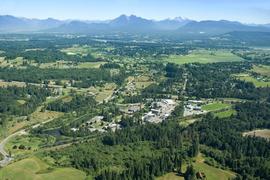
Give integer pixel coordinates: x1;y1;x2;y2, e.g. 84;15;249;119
71;128;79;132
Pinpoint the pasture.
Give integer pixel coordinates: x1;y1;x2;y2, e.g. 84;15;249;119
0;157;87;180
5;135;55;157
252;65;270;77
165;49;243;64
236;74;270;87
8;108;63;135
95;83;116;102
202;102;231;112
214;109;237;118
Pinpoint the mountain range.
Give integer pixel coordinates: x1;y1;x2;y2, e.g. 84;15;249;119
0;14;270;35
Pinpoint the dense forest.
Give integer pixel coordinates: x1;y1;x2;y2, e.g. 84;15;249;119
0;85;51;115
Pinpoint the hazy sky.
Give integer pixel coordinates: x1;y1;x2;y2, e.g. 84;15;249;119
0;0;269;24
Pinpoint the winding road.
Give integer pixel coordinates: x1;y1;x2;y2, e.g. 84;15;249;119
0;130;26;167
0;114;58;167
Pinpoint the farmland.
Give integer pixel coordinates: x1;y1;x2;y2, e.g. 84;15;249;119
252;65;270;77
235;73;270;87
202;102;231;111
0;157;87;180
165;49;243;64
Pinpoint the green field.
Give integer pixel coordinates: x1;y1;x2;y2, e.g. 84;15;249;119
157;158;235;180
237;74;270;87
5;135;55;157
202;102;231;111
157;172;184;180
192;161;235;180
77;62;106;68
165;50;243;64
61;45;109;59
0;157;87;180
252;65;270;77
214;109;237;118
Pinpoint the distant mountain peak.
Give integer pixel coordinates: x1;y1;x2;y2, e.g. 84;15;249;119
0;14;269;34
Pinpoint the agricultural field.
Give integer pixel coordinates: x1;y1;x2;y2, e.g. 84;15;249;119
7;108;64;135
243;129;270;140
0;157;87;180
95;83;116;102
252;65;270;77
165;49;243;64
235;74;270;87
61;45;109;59
0;57;25;68
202;102;231;112
214;109;237;118
36;61;106;69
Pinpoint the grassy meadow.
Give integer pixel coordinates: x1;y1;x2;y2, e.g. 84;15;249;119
202;102;231;112
0;157;87;180
165;50;243;64
236;74;270;87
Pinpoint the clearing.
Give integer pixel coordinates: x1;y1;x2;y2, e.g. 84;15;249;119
243;129;270;140
157;154;235;180
202;102;231;112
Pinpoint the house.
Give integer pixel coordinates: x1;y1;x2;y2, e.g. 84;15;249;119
151;109;160;115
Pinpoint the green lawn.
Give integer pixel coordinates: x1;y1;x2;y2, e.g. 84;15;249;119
215;109;237;118
0;157;86;180
202;102;231;112
165;50;243;64
238;75;270;87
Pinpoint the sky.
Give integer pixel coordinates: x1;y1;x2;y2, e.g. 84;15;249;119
0;0;269;24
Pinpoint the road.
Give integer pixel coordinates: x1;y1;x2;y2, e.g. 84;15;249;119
0;130;26;167
0;86;119;167
0;113;59;167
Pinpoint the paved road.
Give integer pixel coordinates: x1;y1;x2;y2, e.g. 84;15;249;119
0;86;119;167
0;115;57;167
0;130;26;167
